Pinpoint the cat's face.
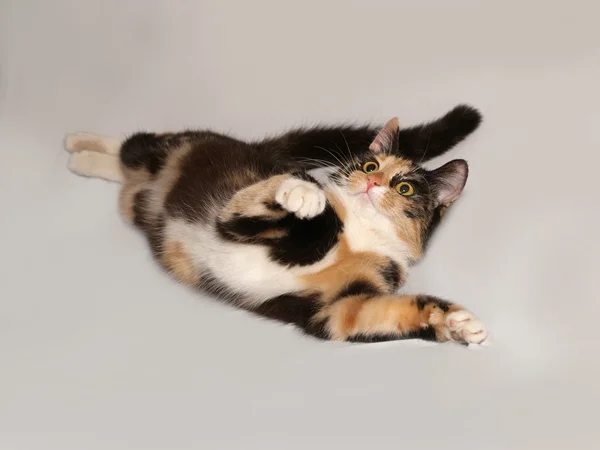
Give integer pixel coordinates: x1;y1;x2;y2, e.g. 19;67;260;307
345;154;435;217
330;117;469;260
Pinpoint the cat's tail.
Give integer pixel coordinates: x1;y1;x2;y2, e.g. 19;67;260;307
396;104;482;162
258;104;482;168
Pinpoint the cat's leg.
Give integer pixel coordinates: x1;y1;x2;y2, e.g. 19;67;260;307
65;132;123;182
64;132;122;155
311;294;487;345
218;172;327;241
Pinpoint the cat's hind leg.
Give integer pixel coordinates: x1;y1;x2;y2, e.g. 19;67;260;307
65;132;123;182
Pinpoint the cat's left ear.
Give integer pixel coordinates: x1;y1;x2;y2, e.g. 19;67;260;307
369;117;399;153
430;159;469;206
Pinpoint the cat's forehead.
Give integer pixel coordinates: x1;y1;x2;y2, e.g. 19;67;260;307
376;154;416;174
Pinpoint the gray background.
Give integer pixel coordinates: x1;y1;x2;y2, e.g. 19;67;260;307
1;1;599;449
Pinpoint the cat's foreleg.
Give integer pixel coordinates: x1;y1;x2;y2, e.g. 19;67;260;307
218;172;327;241
312;294;487;345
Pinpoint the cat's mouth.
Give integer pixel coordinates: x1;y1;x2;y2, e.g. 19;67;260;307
347;183;383;211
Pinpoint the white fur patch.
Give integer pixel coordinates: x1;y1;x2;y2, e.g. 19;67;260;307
165;219;306;306
446;310;488;344
326;183;411;268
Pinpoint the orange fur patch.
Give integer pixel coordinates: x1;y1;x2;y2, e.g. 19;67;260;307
220;174;289;222
300;236;394;301
162;241;198;286
322;294;463;341
118;168;151;224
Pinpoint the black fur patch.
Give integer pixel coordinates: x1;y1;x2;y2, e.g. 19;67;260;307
132;190;165;261
379;260;402;291
217;215;275;238
120;133;169;174
132;189;150;229
388;174;406;189
348;326;438;343
146;215;165;260
253;294;328;339
336;280;380;300
256;104;482;168
421;205;444;249
415;295;452;312
264;201;284;211
165;135;289;223
256;126;375;170
289;170;321;184
270;203;342;266
395;105;482;162
217;204;343;267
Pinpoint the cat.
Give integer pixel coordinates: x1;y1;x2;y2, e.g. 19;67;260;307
65;105;487;345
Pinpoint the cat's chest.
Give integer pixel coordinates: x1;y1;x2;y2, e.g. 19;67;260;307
342;210;410;263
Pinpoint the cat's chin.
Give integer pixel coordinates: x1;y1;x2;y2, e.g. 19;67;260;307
356;191;382;212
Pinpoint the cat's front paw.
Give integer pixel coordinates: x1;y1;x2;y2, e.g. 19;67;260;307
275;178;326;219
445;310;488;344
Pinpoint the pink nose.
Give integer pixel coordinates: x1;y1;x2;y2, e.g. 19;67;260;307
367;178;380;191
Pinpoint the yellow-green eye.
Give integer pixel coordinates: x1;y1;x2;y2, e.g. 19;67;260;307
362;161;379;173
395;182;414;196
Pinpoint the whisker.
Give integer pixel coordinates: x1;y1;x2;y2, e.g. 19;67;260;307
331;141;355;171
294;157;337;170
417;129;433;166
315;145;351;171
339;131;356;166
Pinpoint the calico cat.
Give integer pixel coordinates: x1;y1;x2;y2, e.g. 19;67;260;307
65;105;487;345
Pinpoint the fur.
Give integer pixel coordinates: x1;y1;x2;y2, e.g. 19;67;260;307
66;105;487;345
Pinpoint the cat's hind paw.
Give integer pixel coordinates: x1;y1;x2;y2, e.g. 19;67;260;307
275;178;326;219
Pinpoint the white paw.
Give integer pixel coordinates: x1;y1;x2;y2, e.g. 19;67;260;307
275;178;326;219
446;310;488;345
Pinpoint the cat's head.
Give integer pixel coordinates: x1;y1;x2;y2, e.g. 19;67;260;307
330;117;469;261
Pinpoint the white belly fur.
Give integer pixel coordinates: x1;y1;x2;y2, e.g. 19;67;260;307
164;219;306;305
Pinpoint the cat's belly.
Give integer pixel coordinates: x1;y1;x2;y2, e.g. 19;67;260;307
164;219;307;304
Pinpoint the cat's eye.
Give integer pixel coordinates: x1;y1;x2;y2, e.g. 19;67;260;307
395;182;414;196
362;161;379;173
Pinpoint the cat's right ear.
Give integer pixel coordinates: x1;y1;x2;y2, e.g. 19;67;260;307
369;117;400;153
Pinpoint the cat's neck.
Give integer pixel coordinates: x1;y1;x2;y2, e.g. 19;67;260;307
324;184;414;268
